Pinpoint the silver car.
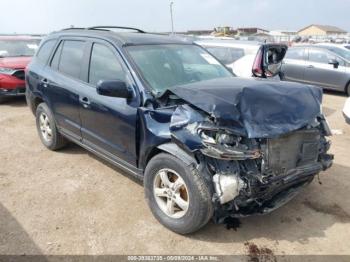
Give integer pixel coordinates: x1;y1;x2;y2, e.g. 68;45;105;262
281;45;350;95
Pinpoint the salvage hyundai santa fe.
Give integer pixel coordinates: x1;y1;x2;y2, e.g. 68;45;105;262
26;27;333;234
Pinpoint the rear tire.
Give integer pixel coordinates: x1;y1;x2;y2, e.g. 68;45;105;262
35;103;68;150
144;153;213;234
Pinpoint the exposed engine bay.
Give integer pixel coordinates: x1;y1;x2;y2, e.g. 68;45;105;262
198;125;332;222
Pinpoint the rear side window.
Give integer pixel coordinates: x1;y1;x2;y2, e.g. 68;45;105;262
88;43;126;86
285;48;305;60
58;40;85;79
206;46;245;64
36;40;56;63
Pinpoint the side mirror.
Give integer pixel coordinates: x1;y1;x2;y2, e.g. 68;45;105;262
96;80;132;99
328;59;339;68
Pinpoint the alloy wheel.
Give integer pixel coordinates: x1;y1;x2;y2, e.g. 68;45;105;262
39;112;52;142
153;168;190;219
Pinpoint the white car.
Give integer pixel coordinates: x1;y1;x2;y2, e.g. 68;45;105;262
343;97;350;124
196;39;287;79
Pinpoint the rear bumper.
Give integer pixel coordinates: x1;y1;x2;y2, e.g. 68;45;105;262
0;86;26;97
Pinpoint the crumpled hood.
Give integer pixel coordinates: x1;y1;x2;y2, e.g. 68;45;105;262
166;77;322;138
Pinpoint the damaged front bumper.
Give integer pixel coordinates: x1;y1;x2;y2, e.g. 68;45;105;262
204;128;333;221
160;81;333;222
169;109;333;221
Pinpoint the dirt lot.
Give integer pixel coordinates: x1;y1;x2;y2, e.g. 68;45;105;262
0;92;350;257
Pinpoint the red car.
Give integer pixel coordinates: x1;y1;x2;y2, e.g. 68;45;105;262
0;36;41;102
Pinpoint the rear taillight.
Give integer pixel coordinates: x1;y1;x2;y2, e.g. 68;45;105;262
252;47;264;77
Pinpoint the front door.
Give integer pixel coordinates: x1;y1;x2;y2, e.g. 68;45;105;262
304;48;348;90
79;41;139;166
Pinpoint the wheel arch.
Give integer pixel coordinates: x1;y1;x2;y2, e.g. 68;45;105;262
143;143;198;171
157;143;198;166
27;92;44;115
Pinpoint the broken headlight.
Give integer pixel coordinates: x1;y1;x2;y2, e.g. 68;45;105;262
198;128;242;147
198;128;261;160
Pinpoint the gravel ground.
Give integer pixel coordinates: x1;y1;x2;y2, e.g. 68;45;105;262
0;92;349;258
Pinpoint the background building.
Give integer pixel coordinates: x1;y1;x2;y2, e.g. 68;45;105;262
237;27;269;36
298;24;347;36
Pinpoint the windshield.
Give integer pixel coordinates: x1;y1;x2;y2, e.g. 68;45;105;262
127;44;233;95
324;46;350;61
0;39;41;58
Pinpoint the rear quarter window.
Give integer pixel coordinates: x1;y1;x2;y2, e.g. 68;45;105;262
36;39;56;63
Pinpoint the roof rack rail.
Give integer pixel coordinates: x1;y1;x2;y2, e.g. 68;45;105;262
87;26;145;33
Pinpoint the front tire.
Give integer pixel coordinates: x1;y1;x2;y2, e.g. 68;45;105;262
144;153;213;234
35;103;68;150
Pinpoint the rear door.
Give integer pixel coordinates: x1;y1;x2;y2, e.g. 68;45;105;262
281;47;307;83
78;40;139;166
304;48;348;90
43;38;88;140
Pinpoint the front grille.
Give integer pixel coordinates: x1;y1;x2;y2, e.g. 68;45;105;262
266;129;320;174
12;70;25;80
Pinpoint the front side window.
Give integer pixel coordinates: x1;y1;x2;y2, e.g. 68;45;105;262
205;46;245;65
89;43;126;86
58;40;85;79
323;46;350;61
127;44;232;95
285;48;305;60
308;49;335;64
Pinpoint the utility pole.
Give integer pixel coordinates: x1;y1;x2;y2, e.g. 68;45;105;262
170;1;174;35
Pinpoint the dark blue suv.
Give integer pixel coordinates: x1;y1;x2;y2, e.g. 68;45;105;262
26;26;333;234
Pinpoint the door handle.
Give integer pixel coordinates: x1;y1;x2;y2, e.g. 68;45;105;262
79;96;91;108
41;78;49;87
307;65;314;69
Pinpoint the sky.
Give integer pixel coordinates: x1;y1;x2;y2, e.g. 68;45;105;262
0;0;349;34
